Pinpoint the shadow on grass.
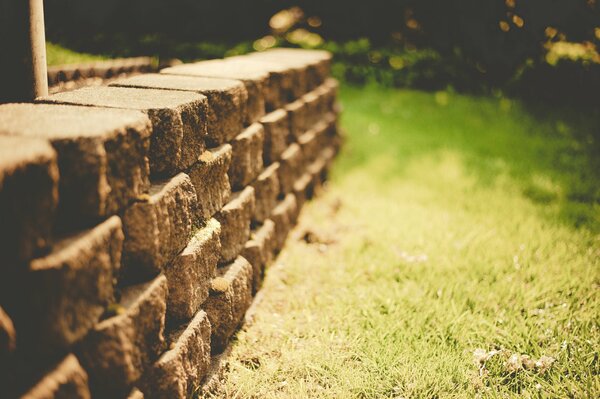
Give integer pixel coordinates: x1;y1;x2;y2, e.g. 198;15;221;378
336;84;600;233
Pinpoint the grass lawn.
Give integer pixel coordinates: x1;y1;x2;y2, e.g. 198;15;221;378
46;42;107;66
209;86;600;398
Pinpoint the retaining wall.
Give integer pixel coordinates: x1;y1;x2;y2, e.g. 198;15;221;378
0;48;341;399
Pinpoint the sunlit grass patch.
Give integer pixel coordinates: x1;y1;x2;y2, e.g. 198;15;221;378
206;86;599;398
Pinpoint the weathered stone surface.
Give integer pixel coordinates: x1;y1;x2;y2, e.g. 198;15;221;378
259;109;289;164
245;48;332;92
140;311;211;399
6;216;123;355
78;275;168;398
293;172;314;210
203;256;253;352
215;187;255;264
121;173;198;282
226;55;304;108
39;86;208;176
250;163;280;223
277;143;303;195
229;123;264;190
162;59;266;125
165;219;221;321
241;220;276;293
297;129;319;166
302;90;322;129
285;99;308;140
270;194;299;252
322;78;339;112
20;354;91;399
111;74;247;145
0;306;16;355
308;147;336;192
0;136;58;263
0;103;151;223
188;144;232;220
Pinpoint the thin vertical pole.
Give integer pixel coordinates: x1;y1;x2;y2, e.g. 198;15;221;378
0;0;48;103
28;0;49;99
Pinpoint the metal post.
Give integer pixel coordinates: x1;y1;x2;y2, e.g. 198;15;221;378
0;0;48;103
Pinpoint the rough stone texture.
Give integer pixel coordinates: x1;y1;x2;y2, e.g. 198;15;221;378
271;194;299;252
277;143;303;195
309;147;336;193
244;48;332;92
6;216;123;356
111;74;247;146
226;55;304;109
140;311;211;399
241;220;276;293
19;354;91;399
165;219;221;322
229;123;264;190
203;256;253;352
39;86;208;177
302;90;322;129
121;173;198;282
161;59;266;125
298;129;319;166
215;187;255;264
323;78;339;112
271;193;298;253
78;275;168;398
187;144;232;220
0;103;151;224
259;109;289;164
293;172;314;210
285;98;308;140
0;136;58;264
250;162;280;223
0;306;16;355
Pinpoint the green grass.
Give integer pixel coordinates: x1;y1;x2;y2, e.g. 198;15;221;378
45;42;107;66
209;86;600;398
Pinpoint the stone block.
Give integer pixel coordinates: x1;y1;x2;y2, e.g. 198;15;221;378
203;256;253;352
78;275;168;398
165;219;221;322
293;173;314;210
5;216;123;356
121;173;198;282
111;74;247;145
244;48;332;92
226;55;304;108
229;123;264;190
241;220;276;293
19;354;91;399
270;194;298;252
187;144;232;220
285;99;308;140
250;162;280;223
302;90;321;128
0;136;58;263
161;59;267;125
259;109;289;164
323;78;339;112
297;129;319;166
215;187;255;264
39;86;208;176
277;143;303;195
0;103;151;224
140;311;211;399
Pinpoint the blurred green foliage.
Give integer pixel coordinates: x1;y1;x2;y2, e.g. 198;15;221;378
44;0;600;105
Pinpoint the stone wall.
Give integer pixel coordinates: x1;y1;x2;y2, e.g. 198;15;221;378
0;48;341;399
